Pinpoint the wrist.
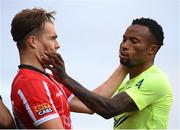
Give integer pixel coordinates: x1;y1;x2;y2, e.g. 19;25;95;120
60;73;70;85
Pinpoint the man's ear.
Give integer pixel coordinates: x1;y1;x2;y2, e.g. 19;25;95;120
148;44;159;55
26;35;38;49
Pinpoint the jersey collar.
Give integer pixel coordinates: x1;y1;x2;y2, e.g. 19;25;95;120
18;64;50;78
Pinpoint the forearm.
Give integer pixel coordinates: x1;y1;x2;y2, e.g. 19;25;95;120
63;75;115;119
69;65;127;114
93;65;127;97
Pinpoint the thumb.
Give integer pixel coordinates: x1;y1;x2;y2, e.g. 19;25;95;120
43;64;55;72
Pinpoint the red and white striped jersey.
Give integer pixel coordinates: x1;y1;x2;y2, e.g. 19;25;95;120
11;64;73;129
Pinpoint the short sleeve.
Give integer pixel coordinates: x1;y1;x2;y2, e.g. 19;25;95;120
50;74;74;102
125;75;166;111
18;78;59;127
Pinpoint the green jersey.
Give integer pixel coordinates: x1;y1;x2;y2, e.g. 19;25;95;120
114;65;173;129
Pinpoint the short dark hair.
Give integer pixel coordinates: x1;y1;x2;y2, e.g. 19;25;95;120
11;8;55;48
132;17;164;48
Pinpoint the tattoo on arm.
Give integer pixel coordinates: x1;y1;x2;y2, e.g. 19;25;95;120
64;76;138;119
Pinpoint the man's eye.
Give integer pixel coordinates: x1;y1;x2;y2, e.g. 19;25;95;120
132;40;137;44
131;39;138;44
51;35;57;40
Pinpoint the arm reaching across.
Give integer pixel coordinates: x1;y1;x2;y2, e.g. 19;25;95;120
93;65;127;97
42;52;138;118
69;65;128;114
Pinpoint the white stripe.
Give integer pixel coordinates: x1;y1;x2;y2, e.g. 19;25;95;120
68;94;74;102
34;113;59;126
42;81;58;113
18;89;37;122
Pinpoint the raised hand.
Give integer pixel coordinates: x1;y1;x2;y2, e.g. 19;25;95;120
41;51;68;83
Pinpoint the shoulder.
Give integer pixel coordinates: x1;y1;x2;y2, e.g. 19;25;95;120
12;71;52;95
14;68;50;84
133;66;172;98
143;67;171;89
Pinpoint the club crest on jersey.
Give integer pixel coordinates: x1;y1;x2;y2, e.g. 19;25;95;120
35;103;53;116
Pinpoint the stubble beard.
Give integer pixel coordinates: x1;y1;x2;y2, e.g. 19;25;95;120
120;59;134;68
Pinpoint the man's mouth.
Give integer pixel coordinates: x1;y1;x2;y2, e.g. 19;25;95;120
119;51;128;59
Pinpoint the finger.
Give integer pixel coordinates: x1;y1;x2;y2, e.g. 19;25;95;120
41;55;53;65
43;64;56;72
56;53;65;64
48;58;63;72
44;51;57;57
56;53;63;61
42;52;58;65
44;52;64;66
52;53;65;65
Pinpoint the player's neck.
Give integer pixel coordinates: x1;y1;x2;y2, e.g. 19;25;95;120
19;52;45;72
129;62;153;79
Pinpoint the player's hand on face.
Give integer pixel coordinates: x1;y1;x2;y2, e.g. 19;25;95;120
41;51;67;81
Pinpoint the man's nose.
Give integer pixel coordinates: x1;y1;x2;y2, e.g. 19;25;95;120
120;41;130;50
56;41;60;49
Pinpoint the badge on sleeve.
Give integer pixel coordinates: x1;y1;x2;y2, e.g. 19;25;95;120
35;103;53;116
